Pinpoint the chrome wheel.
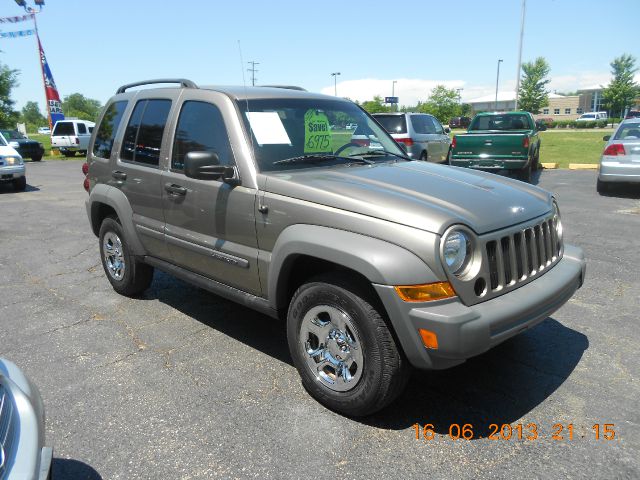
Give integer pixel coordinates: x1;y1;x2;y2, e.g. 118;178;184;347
103;232;125;281
299;305;364;392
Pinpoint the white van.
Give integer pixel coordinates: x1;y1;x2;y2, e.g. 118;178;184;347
51;119;95;157
576;112;606;122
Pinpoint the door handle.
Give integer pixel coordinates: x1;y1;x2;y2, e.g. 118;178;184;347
111;170;127;181
164;183;187;196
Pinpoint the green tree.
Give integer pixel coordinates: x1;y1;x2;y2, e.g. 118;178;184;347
20;101;47;131
361;96;391;113
61;93;102;121
0;61;20;128
418;85;460;123
517;57;551;114
602;54;639;118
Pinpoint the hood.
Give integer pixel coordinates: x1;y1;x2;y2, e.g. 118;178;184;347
0;145;21;157
264;161;552;235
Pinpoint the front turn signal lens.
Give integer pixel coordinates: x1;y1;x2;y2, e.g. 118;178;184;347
419;328;439;349
394;281;456;302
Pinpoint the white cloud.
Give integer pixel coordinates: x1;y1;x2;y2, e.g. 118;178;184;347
319;72;640;107
320;78;465;106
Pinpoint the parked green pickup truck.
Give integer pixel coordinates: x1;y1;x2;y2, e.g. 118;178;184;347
450;111;544;182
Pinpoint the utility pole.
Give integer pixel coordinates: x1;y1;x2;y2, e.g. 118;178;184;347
456;88;464;105
495;59;503;111
514;0;526;111
247;61;259;87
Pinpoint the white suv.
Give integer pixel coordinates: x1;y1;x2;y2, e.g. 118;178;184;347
51;119;95;157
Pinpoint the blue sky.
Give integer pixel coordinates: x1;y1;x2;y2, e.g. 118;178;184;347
0;0;638;115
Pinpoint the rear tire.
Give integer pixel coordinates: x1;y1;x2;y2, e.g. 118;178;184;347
532;149;541;171
32;154;43;162
517;160;532;183
596;178;611;195
287;273;410;416
420;151;428;162
13;176;26;191
99;216;154;296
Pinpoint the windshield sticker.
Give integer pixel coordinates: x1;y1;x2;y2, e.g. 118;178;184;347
304;109;332;154
246;112;291;146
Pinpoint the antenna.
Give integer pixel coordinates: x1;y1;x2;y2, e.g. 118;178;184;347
247;61;259;87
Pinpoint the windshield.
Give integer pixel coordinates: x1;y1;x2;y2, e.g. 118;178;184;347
236;98;406;171
1;130;25;140
469;114;531;131
0;134;7;146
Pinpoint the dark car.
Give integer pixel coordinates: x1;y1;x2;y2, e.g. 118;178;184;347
0;130;45;162
449;116;471;129
625;110;640;119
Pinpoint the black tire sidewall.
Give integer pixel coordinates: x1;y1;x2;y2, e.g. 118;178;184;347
287;281;391;415
98;217;136;294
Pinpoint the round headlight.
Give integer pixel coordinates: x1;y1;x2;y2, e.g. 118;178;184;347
443;230;470;275
553;202;563;239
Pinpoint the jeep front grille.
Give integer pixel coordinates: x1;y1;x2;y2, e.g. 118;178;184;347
0;382;17;478
485;217;561;291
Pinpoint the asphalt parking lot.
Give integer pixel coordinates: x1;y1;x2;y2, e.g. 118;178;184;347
1;160;638;479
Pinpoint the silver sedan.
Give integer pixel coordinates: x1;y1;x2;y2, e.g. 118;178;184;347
598;118;640;193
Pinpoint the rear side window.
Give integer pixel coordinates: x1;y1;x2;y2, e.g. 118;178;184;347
93;101;128;159
374;115;407;134
53;121;74;136
121;99;172;167
171;101;235;171
410;115;437;134
77;123;87;134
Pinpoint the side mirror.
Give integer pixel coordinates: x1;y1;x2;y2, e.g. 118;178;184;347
603;135;611;141
184;151;237;183
444;126;451;134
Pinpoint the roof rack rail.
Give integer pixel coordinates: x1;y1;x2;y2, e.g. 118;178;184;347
260;85;307;91
116;79;198;94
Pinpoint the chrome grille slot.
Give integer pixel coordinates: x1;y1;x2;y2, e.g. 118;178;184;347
0;382;17;479
481;215;562;295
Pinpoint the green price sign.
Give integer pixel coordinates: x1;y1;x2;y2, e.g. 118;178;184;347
304;109;332;153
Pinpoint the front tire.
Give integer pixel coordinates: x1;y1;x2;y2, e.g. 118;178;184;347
99;216;153;296
13;176;26;191
287;273;410;416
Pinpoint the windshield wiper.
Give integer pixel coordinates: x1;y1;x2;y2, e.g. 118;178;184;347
349;149;412;161
273;154;373;166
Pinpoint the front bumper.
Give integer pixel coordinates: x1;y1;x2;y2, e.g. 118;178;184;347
598;161;640;183
374;244;586;370
0;165;25;181
450;156;528;170
0;359;52;480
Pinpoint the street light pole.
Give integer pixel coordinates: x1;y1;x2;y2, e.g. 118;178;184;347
331;72;341;96
392;80;397;111
514;0;526;111
495;59;503;111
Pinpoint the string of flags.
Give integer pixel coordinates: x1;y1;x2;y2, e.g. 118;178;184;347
0;29;35;38
0;14;32;23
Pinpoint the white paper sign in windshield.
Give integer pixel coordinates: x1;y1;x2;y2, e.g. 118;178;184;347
246;112;291;146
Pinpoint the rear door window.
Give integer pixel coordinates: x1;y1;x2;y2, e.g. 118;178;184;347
171;101;235;171
53;122;75;136
411;115;437;134
93;101;128;159
77;123;87;135
374;115;407;134
120;99;172;167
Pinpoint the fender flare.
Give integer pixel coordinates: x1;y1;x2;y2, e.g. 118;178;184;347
268;224;440;309
88;184;146;255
